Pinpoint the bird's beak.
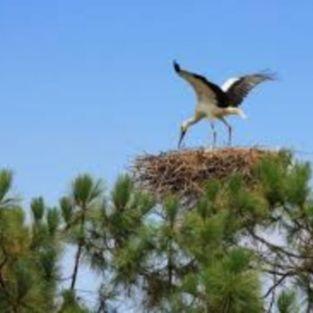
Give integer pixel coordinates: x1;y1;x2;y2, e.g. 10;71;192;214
178;129;186;149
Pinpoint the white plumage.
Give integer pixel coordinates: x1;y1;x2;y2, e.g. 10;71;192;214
173;61;274;147
221;77;241;92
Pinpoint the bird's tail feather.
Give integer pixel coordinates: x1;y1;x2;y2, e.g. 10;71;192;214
238;109;247;119
226;107;248;119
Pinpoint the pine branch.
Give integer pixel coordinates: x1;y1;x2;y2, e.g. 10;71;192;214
70;204;87;290
248;228;307;260
263;271;294;299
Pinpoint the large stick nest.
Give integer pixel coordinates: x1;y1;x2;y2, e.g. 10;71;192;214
133;147;278;204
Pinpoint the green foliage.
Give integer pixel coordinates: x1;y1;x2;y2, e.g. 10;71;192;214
72;174;103;206
1;151;313;312
106;151;313;312
47;207;60;236
0;169;13;201
31;197;45;222
0;169;16;209
200;249;262;313
112;174;133;211
114;225;155;285
256;154;289;206
60;196;73;225
277;289;299;313
58;174;105;293
58;290;90;313
163;195;179;215
285;162;311;207
0;172;61;312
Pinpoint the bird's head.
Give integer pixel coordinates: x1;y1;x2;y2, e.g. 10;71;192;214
178;124;187;149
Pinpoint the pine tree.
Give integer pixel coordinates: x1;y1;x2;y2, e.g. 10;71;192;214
2;150;313;312
0;170;61;312
94;151;311;312
59;174;104;312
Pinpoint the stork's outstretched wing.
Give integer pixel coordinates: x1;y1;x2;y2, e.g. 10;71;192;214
222;72;275;107
173;61;226;105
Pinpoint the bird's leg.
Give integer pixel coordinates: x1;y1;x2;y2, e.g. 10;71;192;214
210;122;217;148
219;117;232;146
228;125;232;146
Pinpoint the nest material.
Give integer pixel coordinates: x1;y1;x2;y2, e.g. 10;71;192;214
133;147;277;203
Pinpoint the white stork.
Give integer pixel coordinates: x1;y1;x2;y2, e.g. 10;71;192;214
173;61;274;148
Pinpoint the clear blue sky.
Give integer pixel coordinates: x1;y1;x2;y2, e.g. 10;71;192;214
1;0;313;201
1;0;313;308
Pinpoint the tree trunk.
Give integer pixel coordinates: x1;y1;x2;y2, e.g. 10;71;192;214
70;205;86;290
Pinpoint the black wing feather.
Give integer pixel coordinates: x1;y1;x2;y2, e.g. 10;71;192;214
225;73;274;107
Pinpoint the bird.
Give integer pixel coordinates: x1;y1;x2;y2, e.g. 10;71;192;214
173;61;274;148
